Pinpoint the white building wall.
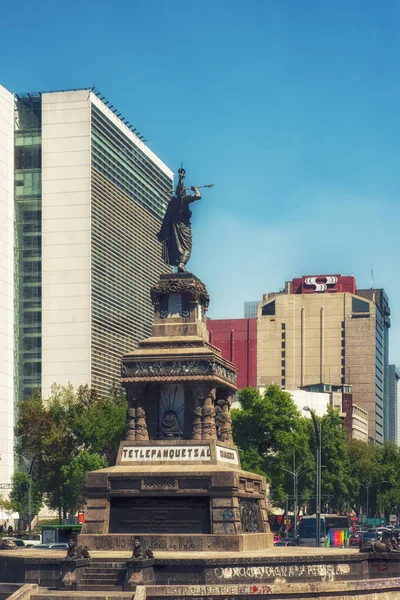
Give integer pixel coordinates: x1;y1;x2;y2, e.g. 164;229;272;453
285;389;331;418
232;388;331;418
41;91;92;396
0;85;14;486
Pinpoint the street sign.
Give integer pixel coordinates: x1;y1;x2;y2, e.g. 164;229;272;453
365;517;386;526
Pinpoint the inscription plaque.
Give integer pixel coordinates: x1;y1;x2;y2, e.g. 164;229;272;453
109;497;210;534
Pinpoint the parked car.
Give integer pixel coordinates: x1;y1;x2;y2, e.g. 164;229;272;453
273;535;281;544
2;538;26;548
349;533;361;547
274;540;298;547
48;543;69;550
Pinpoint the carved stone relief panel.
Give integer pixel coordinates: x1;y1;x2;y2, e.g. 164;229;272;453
159;383;184;438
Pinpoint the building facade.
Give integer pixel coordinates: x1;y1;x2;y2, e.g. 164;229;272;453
0;85;173;485
388;365;400;444
257;275;389;444
207;318;257;389
244;301;259;319
0;86;15;489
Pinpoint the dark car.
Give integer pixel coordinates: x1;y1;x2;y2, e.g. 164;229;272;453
274;540;298;547
349;533;361;547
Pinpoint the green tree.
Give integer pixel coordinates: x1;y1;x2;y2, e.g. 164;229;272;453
61;451;107;514
231;385;313;506
348;440;394;517
15;384;128;521
318;407;357;513
0;472;42;533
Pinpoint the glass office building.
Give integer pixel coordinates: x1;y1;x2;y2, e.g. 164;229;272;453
388;365;400;445
14;96;43;405
0;87;174;488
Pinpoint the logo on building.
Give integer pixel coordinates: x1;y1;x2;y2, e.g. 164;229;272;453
304;276;339;292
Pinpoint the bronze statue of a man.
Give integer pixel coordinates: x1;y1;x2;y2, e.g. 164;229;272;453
157;168;201;273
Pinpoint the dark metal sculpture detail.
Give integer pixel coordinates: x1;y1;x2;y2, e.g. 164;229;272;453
239;498;263;533
157;168;201;272
131;538;154;560
66;538;77;559
150;278;210;311
360;531;400;554
121;359;237;383
66;539;91;560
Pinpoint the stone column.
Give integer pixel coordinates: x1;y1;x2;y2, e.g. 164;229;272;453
202;391;216;440
126;384;148;441
215;393;233;444
126;405;136;441
191;383;216;440
192;394;203;440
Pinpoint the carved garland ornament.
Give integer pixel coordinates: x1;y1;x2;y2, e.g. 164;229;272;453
121;359;237;383
150;279;210;311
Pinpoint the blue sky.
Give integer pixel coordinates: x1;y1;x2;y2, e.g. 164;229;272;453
2;0;400;362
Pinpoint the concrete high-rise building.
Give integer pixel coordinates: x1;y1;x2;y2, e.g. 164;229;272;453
0;85;173;486
388;365;400;444
257;275;390;444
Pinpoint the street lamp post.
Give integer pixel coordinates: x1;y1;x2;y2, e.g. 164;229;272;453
281;460;313;541
303;406;321;547
360;481;388;519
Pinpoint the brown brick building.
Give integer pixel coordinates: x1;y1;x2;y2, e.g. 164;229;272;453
257;275;390;444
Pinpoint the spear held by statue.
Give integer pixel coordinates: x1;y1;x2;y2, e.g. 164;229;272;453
169;183;214;193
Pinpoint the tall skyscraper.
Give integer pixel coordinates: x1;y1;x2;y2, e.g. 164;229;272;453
257;275;390;444
0;86;173;486
388;365;400;445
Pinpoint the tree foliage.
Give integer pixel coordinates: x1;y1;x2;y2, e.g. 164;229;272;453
232;385;400;519
0;472;42;527
232;385;314;505
15;384;127;520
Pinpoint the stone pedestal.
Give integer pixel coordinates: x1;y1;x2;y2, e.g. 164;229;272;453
80;274;272;552
58;558;91;590
125;558;155;590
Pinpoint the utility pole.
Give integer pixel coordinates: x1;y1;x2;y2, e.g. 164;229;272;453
20;456;34;540
360;481;388;520
304;406;322;547
281;450;313;541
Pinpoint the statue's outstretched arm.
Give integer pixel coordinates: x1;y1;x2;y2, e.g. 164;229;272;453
189;186;202;202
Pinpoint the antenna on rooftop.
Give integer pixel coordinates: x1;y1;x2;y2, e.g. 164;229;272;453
371;265;374;289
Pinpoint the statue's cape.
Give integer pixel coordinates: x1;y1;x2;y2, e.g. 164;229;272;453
158;196;192;266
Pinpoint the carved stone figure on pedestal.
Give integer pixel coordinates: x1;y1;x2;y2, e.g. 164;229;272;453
215;398;233;443
126;384;149;441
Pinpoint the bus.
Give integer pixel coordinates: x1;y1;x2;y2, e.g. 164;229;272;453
297;514;350;546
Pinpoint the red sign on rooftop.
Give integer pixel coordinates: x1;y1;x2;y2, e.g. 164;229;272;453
291;275;356;294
